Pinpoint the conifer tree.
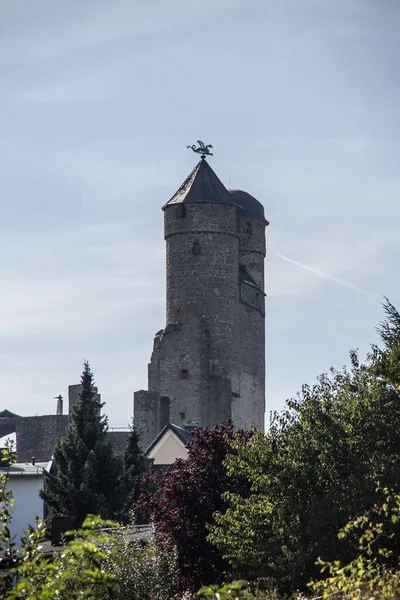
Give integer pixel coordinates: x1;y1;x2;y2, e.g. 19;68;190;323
114;423;147;524
41;361;123;526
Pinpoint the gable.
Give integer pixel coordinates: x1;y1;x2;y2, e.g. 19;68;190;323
147;429;188;465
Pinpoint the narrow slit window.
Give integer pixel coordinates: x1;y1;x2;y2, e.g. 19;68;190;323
192;241;201;255
176;205;186;218
180;369;189;379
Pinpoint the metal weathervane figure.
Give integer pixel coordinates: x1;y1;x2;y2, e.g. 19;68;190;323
187;140;213;159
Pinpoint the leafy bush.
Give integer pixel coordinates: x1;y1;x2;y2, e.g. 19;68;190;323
101;526;179;600
311;488;400;599
6;516;117;599
4;517;179;600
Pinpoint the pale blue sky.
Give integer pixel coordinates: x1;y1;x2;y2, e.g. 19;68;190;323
0;0;399;427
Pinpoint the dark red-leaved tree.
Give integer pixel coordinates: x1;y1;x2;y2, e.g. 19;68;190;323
133;421;252;591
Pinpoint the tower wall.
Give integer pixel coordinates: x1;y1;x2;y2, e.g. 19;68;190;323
134;162;267;446
239;215;266;289
235;214;267;429
165;203;240;327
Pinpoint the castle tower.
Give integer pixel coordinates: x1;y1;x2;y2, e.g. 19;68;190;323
134;156;268;448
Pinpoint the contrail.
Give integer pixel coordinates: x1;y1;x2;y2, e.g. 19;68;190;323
275;253;375;298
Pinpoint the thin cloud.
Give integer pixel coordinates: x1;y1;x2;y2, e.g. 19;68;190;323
275;253;376;298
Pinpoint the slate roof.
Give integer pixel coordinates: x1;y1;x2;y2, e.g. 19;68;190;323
145;422;194;455
229;189;268;221
169;423;193;445
162;159;240;209
0;409;20;418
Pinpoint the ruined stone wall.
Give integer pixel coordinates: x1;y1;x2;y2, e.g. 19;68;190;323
16;415;128;462
16;415;69;462
233;298;265;430
107;431;130;453
14;383;128;462
133;390;158;450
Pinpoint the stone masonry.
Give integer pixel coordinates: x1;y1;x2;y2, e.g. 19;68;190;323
0;386;129;462
134;158;269;449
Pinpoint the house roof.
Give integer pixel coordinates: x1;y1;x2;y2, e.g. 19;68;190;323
162;159;240;210
145;422;193;455
0;409;20;418
0;461;51;476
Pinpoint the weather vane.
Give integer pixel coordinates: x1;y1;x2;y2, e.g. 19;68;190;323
187;140;213;159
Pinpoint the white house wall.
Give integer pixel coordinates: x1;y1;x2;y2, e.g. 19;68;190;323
148;430;188;464
8;477;44;543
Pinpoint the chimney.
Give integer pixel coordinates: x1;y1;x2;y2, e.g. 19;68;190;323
55;395;63;415
32;457;35;465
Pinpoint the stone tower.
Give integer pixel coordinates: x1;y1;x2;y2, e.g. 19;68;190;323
134;157;268;448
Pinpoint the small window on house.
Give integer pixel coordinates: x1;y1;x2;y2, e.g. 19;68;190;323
180;369;189;379
192;241;201;255
244;221;252;234
175;204;186;218
179;412;186;421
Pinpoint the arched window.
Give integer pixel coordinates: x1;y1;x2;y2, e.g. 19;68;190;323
180;369;189;379
159;396;170;429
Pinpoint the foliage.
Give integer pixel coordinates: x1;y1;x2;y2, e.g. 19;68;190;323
114;423;147;524
208;299;400;592
199;580;282;600
134;421;252;591
101;526;179;600
311;488;400;599
199;580;258;600
0;439;18;594
6;516;118;600
3;516;179;600
40;362;124;526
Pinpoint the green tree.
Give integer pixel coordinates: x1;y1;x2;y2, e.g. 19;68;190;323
312;488;400;599
114;423;147;524
6;516;118;600
0;440;19;595
4;517;179;600
134;421;252;591
41;362;124;526
208;299;400;592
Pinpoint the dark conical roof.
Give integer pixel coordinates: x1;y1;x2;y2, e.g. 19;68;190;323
162;159;240;210
229;189;266;220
